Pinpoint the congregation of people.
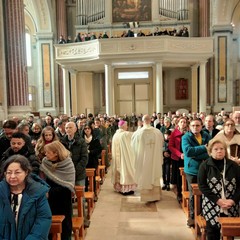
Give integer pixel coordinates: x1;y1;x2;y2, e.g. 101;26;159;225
58;25;189;44
0;109;240;239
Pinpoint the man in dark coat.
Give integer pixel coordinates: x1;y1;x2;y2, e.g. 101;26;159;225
61;121;89;227
203;114;219;139
61;121;88;184
0;132;40;176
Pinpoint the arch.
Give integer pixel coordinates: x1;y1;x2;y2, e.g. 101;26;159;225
24;0;54;33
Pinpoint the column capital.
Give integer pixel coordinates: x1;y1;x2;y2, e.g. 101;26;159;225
155;61;163;65
191;64;199;70
211;25;233;34
198;60;208;66
69;69;78;75
105;62;113;67
35;32;54;41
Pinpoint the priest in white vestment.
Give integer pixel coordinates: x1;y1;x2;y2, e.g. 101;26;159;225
111;120;137;195
131;114;164;202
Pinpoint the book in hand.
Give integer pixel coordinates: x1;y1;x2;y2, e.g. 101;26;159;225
230;144;240;158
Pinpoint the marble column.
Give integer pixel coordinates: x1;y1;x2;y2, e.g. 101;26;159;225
155;62;163;114
199;61;207;114
4;0;31;116
56;0;67;39
0;0;7;120
191;65;198;113
56;0;67;111
70;70;78;116
62;67;71;116
105;64;114;116
199;0;210;37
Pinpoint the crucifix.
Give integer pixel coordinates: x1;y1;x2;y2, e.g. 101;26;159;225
147;139;155;148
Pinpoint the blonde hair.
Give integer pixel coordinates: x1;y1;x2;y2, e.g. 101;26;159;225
44;141;71;161
207;139;228;158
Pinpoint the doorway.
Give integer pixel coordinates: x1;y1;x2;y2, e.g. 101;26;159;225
115;68;152;116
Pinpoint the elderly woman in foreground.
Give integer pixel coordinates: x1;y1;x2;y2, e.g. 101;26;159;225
198;139;240;240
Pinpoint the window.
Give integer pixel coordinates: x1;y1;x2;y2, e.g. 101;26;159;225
118;71;149;80
25;33;32;67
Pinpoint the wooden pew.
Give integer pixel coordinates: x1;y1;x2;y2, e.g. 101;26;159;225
95;174;101;197
179;167;190;217
72;186;85;240
50;215;65;240
107;144;112;162
97;149;106;183
218;217;240;240
85;168;95;219
191;183;206;240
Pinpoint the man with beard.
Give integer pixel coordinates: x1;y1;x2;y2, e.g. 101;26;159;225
0;132;40;176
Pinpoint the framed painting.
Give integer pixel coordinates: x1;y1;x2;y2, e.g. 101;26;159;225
175;78;188;100
112;0;151;23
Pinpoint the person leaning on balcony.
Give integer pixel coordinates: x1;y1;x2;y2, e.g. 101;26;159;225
58;34;66;44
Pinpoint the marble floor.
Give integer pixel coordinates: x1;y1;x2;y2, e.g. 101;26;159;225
84;170;195;240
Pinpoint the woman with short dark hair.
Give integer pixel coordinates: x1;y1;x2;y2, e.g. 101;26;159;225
198;139;240;240
0;155;52;240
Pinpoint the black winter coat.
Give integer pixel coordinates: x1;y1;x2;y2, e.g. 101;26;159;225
0;145;40;176
61;135;88;181
86;137;102;169
198;157;240;226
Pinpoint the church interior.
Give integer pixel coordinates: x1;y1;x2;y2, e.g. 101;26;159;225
1;1;240;240
0;0;240;121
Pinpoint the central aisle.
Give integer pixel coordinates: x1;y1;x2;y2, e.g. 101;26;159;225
85;169;195;240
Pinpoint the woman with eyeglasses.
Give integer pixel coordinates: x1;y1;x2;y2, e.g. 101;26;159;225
82;122;102;196
0;155;52;240
213;118;240;165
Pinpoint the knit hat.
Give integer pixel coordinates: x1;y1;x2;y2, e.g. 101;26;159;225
118;120;126;127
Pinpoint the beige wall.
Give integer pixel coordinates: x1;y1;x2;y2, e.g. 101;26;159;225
76;72;95;115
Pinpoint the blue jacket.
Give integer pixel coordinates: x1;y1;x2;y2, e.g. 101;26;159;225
182;130;210;176
0;174;52;240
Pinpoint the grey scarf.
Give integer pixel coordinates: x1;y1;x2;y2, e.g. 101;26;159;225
40;156;75;193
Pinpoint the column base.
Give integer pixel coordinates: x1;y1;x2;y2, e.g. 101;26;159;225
8;106;32;119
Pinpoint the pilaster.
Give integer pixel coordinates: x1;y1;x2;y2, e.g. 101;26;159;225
36;32;57;116
105;63;114;116
199;61;207;114
212;25;233;112
191;64;198;113
155;62;163;114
